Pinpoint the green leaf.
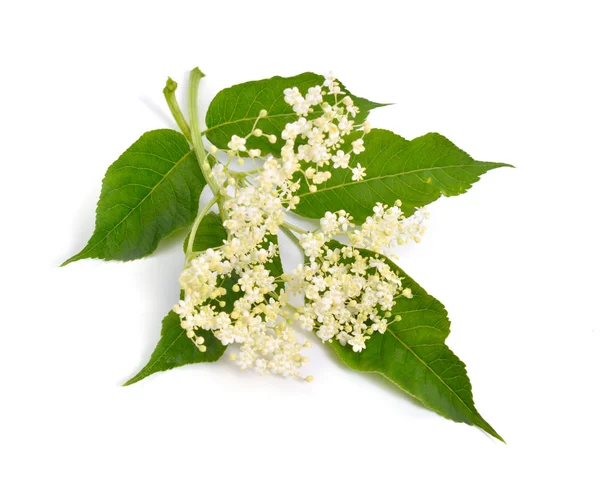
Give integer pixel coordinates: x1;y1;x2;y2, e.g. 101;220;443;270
183;211;227;253
123;310;225;386
127;215;229;386
126;214;286;386
293;128;512;223
62;129;205;265
327;243;503;441
204;72;385;156
265;233;284;279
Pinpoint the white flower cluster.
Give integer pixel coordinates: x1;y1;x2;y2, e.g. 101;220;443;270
174;181;310;378
174;74;428;379
288;241;411;352
280;76;367;193
349;202;429;254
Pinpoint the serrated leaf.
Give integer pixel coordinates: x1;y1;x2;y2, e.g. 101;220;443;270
127;215;285;385
204;72;385;156
327;243;502;441
63;129;205;265
127;215;229;386
293;128;512;223
123;310;225;386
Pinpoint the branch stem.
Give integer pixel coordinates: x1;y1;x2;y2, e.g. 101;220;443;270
186;194;220;261
163;78;192;142
281;226;302;248
281;221;308;235
188;67;228;222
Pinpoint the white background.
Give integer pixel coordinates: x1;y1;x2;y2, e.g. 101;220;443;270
1;1;599;502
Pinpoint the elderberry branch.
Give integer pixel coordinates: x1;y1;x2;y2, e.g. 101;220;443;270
188;67;229;222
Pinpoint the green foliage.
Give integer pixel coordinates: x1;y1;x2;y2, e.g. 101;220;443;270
62;129;205;265
183;211;227;252
204;72;385;156
328;244;503;441
126;213;285;385
65;69;508;439
123;310;226;386
293;128;511;223
127;212;229;385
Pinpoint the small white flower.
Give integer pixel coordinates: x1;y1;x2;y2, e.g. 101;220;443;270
212;163;228;186
337;117;354;135
351;163;366;181
324;73;336;91
312;171;331;184
346;104;359;117
348;335;368;352
331;150;350;169
284;87;302;106
351;138;365;154
320;211;338;234
299;232;326;258
227;135;246;152
343;96;359;117
305;86;323;106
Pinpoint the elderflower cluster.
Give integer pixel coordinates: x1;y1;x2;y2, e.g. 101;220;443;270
280;76;367;193
174;180;309;378
174;74;429;380
287;242;412;352
349;202;429;254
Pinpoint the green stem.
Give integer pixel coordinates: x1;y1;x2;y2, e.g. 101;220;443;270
281;226;302;248
188;68;212;191
228;167;261;177
188;67;228;222
186;194;220;260
281;221;308;235
264;289;299;314
163;78;192;142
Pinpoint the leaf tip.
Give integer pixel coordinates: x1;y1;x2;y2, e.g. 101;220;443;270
477;417;505;443
60;255;79;267
487;428;506;443
370;101;394;110
490;161;515;169
122;373;143;387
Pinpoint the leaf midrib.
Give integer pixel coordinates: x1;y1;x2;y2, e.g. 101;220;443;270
296;163;495;198
131;328;187;383
203;111;320;135
82;150;194;256
385;324;479;423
